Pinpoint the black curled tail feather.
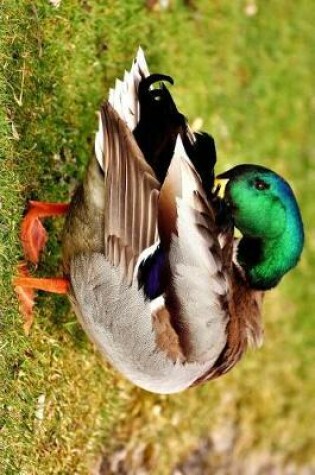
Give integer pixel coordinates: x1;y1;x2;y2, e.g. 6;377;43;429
133;74;187;183
134;74;217;192
138;74;174;100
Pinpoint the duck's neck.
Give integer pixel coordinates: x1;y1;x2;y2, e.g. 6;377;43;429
237;217;304;290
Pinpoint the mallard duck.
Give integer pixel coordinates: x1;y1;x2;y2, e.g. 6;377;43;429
14;49;304;393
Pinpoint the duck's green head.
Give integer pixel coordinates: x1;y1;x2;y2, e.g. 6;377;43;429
217;164;304;290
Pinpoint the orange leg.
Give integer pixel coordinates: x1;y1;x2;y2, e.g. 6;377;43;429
13;276;70;294
13;262;70;335
21;200;69;265
16;201;69;333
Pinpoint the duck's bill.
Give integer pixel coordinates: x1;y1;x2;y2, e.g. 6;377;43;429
234;227;243;239
212;177;229;198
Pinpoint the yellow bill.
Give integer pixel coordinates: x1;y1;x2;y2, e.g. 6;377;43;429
213;178;229;198
212;178;243;239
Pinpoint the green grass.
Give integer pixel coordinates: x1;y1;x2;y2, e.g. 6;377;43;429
1;1;314;473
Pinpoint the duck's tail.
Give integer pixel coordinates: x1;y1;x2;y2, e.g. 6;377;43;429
95;47;149;171
96;47;217;191
108;47;150;130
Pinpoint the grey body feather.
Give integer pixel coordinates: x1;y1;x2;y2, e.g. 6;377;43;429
70;253;213;394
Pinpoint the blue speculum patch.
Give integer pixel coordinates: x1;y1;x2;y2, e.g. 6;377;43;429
137;245;166;300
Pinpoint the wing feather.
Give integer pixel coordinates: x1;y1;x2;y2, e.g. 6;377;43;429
100;103;160;284
158;137;231;363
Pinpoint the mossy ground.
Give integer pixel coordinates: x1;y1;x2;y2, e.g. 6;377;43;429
1;1;314;473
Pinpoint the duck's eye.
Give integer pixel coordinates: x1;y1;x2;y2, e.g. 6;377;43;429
253;178;270;191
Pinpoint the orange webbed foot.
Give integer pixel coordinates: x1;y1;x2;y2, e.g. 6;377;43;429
15;200;70;333
14;262;37;335
21;201;69;265
13;262;70;334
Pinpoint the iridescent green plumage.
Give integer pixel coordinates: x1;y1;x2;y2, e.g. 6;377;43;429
218;165;304;290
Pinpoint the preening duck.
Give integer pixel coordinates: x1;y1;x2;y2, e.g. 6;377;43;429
14;49;304;394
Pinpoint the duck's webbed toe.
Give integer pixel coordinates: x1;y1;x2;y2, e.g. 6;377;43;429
13;264;69;334
21;204;48;265
21;201;69;265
